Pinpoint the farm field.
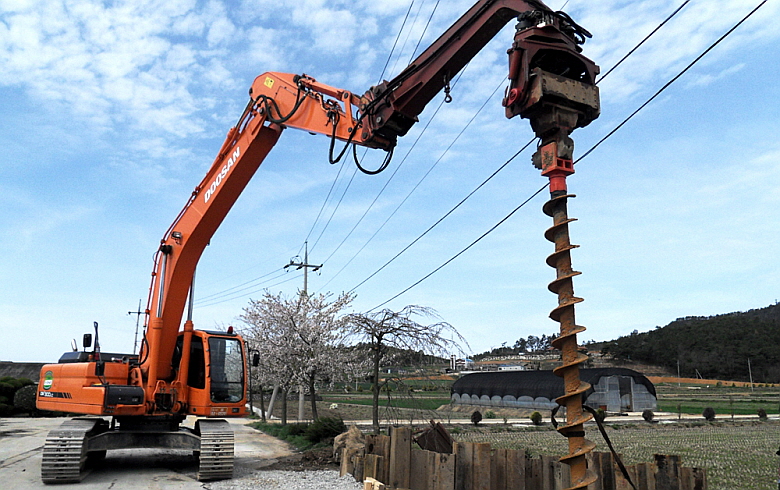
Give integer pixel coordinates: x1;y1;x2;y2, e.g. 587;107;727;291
655;383;780;416
454;421;780;490
257;378;780;489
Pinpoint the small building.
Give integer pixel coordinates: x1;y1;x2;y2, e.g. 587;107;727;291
451;368;656;412
497;365;526;372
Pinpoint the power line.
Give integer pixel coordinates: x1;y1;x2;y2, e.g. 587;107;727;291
408;0;440;63
370;184;548;311
309;166;359;255
366;0;769;310
314;101;447;290
299;158;347;256
196;270;288;306
299;0;420;258
197;267;285;303
349;138;536;293
578;0;768;164
346;78;511;292
316;66;473;291
378;1;416;82
196;271;303;309
390;0;427;76
596;0;691;84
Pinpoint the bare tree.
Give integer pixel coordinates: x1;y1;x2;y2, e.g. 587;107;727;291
345;305;468;434
239;290;355;422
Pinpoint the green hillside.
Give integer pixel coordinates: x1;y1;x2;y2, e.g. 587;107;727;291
602;303;780;383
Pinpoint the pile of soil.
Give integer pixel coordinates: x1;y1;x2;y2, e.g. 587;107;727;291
261;446;339;472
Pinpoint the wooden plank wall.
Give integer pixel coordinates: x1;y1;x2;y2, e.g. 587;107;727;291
347;427;707;490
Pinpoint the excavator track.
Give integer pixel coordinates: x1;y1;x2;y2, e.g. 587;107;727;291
196;419;234;481
41;418;105;484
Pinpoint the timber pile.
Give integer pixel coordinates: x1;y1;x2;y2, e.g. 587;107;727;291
341;426;707;490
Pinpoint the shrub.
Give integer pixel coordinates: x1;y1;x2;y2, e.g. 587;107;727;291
702;407;716;421
758;408;768;421
471;410;482;426
530;411;543;426
0;382;15;398
642;409;654;423
13;385;38;415
485;410;496;419
285;423;309;437
304;417;346;444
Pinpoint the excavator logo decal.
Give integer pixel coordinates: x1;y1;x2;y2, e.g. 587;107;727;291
204;147;241;204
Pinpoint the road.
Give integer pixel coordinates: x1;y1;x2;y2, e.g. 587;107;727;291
0;417;293;490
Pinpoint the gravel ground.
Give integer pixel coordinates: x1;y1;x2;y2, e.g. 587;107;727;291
203;470;363;490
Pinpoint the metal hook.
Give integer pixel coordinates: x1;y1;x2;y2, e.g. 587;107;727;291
443;74;453;103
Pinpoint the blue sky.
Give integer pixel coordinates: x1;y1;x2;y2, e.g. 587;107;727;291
1;0;778;363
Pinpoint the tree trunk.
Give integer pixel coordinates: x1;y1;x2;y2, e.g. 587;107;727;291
281;388;288;426
258;384;266;423
308;375;319;421
372;344;382;435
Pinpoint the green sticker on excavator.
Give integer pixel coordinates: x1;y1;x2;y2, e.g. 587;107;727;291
43;371;53;390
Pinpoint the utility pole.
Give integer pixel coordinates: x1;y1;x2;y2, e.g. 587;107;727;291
284;241;322;422
677;359;681;387
127;299;144;355
284;241;322;297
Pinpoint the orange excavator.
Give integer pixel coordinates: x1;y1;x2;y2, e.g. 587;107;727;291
36;0;599;486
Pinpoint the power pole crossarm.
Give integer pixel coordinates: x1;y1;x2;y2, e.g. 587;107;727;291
284;241;322;297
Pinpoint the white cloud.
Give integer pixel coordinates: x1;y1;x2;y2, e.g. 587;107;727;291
576;0;780;104
290;6;360;54
0;0;226;143
206;15;236;47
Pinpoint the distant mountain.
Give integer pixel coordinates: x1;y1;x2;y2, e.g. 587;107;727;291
601;303;780;383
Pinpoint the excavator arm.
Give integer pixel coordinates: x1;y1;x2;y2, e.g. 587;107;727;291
359;0;599;147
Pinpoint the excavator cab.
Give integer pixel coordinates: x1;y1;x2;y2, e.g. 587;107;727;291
171;329;247;416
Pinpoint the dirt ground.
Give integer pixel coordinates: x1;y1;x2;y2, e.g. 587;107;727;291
0;416;295;489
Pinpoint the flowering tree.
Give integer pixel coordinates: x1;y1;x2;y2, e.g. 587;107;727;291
345;305;468;434
239;290;356;422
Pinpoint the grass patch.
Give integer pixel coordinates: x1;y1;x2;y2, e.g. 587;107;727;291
326;397;450;411
249;417;346;452
657;400;777;416
250;421;315;451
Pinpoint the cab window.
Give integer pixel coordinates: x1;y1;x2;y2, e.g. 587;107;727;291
208;337;244;403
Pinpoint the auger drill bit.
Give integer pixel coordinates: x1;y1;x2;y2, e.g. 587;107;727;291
505;10;601;487
535;131;596;489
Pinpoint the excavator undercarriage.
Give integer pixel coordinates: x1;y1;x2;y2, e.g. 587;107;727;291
40;417;234;483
